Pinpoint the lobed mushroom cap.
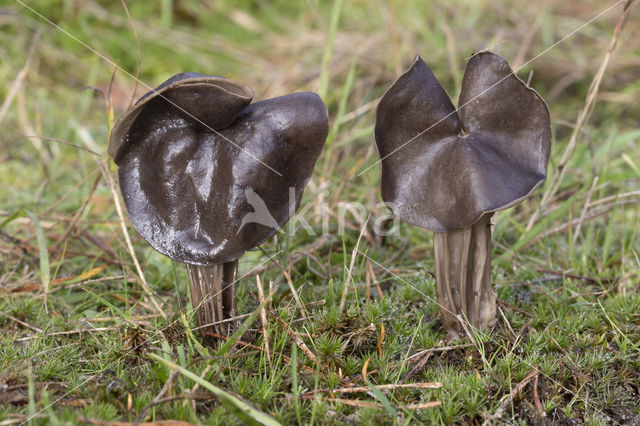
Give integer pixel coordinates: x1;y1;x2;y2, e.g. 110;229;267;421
109;73;328;265
109;72;254;162
375;52;552;232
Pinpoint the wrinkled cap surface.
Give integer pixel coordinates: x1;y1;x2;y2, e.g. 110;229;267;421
109;73;329;265
375;52;552;232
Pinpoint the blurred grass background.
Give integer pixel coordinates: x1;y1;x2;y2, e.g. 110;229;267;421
1;0;639;424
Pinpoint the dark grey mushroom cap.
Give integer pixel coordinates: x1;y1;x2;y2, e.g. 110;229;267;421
109;73;328;265
108;73;254;162
375;52;552;232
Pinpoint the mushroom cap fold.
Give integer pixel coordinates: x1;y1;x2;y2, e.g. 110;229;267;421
375;52;552;232
110;74;328;265
108;73;254;162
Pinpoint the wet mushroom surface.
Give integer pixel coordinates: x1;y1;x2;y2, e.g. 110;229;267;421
375;52;552;337
109;73;329;344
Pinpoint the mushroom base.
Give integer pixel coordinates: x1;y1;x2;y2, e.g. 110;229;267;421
186;261;238;345
433;213;496;338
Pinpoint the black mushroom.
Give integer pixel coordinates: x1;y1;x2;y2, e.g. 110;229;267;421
109;73;328;345
374;52;552;337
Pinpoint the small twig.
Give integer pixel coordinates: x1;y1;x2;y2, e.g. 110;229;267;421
23;135;102;157
496;298;534;318
135;370;179;424
403;344;474;364
563;289;614;302
497;306;516;336
402;401;443;410
255;276;272;368
0;310;43;333
266;305;318;365
81;313;156;323
321;398;382;409
401;352;432;384
15;326;118;342
2;266;108;296
80;415;196;425
1;381;63;392
77;229;121;262
337;97;379;125
367;259;384;299
587;190;640;208
376;322;385;357
313;397;441;410
301;382;442;398
46;275;127;296
0;415;47;425
282;269;306;318
572;176;599;246
533;373;544;418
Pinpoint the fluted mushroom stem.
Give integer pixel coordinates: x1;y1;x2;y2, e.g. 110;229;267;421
433;213;496;338
186;261;238;345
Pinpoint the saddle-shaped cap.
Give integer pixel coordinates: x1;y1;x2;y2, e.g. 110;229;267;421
109;73;329;265
375;52;552;232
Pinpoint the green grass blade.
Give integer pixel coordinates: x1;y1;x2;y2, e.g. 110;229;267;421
180;312;210;358
81;288;128;318
0;209;26;229
327;53;359;148
150;353;281;426
317;0;344;100
160;0;173;28
291;343;302;425
28;361;36;426
621;152;640;176
366;380;397;420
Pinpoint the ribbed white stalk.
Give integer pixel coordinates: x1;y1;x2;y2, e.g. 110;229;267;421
433;214;496;337
186;261;238;344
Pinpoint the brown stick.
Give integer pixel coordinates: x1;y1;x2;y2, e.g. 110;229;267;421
300;381;442;398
